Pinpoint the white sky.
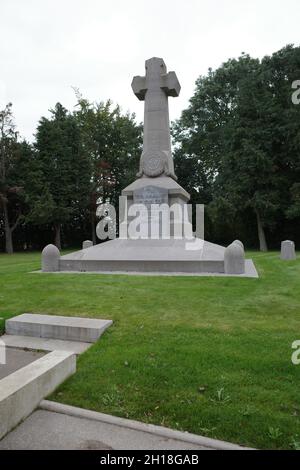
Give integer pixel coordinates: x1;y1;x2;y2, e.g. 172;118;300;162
0;0;299;141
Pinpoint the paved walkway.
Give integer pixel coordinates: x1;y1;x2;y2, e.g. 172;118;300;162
0;401;248;450
0;409;207;450
0;348;44;380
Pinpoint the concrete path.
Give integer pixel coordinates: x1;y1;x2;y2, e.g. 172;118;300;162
0;401;248;450
0;409;205;450
0;348;44;380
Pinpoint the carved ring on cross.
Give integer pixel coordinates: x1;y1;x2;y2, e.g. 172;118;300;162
140;150;168;177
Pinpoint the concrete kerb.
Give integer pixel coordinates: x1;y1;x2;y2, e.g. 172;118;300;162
39;400;253;450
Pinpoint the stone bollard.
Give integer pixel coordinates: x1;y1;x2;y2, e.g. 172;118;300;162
224;241;245;275
41;244;60;272
280;240;296;260
82;240;93;249
233;239;244;250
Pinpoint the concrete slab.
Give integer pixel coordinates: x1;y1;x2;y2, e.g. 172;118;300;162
0;351;76;440
6;314;113;343
0;408;235;450
1;335;91;355
0;348;44;380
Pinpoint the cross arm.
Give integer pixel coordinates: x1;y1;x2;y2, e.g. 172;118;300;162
131;75;147;101
161;71;181;97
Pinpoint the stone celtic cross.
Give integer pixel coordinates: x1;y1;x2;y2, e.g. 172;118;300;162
132;57;180;180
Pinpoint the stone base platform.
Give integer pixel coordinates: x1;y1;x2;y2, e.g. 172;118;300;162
58;238;258;277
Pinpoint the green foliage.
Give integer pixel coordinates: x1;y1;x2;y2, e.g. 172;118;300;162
0;104;36;252
31;103;92;247
37;102;92;218
173;45;300;250
73;92;142;238
0;96;142;251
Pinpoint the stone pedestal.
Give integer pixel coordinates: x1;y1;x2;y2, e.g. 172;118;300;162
121;176;191;239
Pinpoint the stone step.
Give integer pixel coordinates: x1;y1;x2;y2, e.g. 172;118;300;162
1;335;91;355
6;314;113;343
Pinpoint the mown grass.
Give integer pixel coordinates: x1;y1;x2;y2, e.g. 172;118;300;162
0;251;300;449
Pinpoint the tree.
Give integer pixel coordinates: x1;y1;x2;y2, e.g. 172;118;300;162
73;93;142;242
0;103;25;253
173;46;300;250
261;46;300;228
33;103;92;249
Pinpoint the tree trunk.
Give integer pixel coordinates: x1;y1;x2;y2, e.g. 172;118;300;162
3;200;13;254
91;214;96;245
255;210;268;252
54;224;61;250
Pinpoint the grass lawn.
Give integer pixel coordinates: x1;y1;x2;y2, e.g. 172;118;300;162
0;251;300;449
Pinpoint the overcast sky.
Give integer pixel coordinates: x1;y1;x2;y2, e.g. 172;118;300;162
1;0;299;141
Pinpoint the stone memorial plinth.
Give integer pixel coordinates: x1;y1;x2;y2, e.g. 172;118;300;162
44;57;258;277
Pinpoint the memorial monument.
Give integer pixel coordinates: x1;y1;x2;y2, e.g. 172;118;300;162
42;57;258;277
